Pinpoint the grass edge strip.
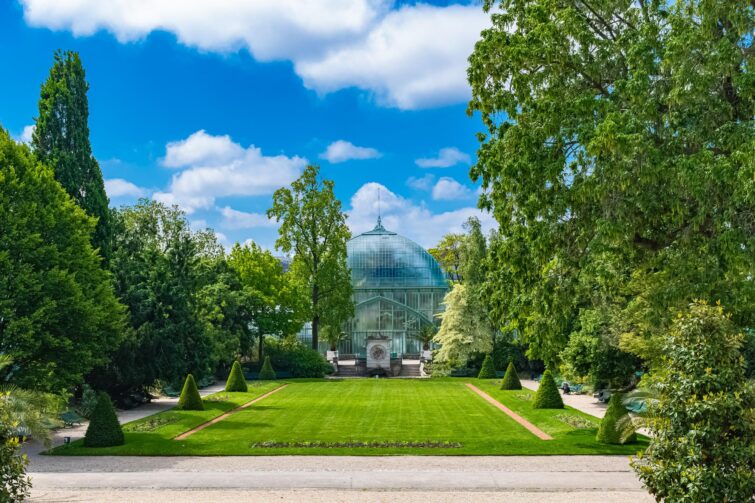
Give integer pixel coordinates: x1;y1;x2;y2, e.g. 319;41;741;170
465;383;553;441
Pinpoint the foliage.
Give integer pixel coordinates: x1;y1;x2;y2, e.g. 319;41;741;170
428;233;465;283
225;361;248;392
32;50;112;260
500;361;522;390
0;433;30;502
433;284;492;368
469;0;755;368
228;241;306;359
0;129;125;392
321;325;347;351
267;165;353;349
263;338;332;378
84;392;124;447
477;354;496;379
631;301;755;502
258;356;276;381
177;374;204;411
596;393;635;445
417;324;436;350
532;370;563;409
76;384;99;419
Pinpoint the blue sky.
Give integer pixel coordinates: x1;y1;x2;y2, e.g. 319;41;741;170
1;0;496;249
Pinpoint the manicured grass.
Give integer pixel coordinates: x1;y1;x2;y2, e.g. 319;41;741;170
50;379;647;456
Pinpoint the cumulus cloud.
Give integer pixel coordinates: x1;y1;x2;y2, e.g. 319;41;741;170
347;182;495;248
431;177;474;201
19;1;490;110
219;206;277;230
105;178;147;198
320;140;381;163
152;130;306;213
416;147;471;168
14;124;35;144
406;173;435;191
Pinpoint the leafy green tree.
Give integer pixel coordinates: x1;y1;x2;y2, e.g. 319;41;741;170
500;361;522;390
468;0;754;368
532;370;563;409
31;50;112;260
177;374;203;411
434;284;493;368
596;393;635;445
258;356;276;380
429;233;465;283
267;165;353;350
477;354;497;378
631;301;754;501
227;241;305;360
0;129;125;392
84;392;124;447
225;361;247;392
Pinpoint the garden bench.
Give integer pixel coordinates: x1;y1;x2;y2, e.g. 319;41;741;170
60;410;84;428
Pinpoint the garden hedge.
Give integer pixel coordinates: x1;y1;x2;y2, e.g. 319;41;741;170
225;360;248;392
177;374;204;410
258;356;277;380
84;393;124;447
532;370;564;409
500;361;522;390
477;354;497;379
597;393;635;444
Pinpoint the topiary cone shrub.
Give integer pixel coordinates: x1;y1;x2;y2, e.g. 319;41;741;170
84;392;124;447
477;354;497;379
532;370;564;409
597;393;635;444
258;355;276;380
177;374;204;410
225;360;248;392
500;361;522;390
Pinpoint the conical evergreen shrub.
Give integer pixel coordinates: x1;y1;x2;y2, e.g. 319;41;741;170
500;361;522;390
532;370;564;409
597;393;636;444
258;355;276;380
477;354;497;379
225;360;248;392
84;392;124;447
177;374;204;410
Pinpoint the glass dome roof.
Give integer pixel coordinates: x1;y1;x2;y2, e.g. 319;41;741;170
347;219;449;289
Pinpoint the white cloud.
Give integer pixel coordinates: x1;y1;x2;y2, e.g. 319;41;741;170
105;178;147;198
219;206;277;230
416;147;471;168
406;173;435;191
15;124;35;144
162;130;244;169
431;177;473;201
19;1;490;110
347;182;495;248
153;130;306;213
320;140;381;163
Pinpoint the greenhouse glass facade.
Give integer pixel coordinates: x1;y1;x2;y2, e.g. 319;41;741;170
301;218;449;357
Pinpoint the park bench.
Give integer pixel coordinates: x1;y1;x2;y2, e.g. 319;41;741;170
60;410;84;428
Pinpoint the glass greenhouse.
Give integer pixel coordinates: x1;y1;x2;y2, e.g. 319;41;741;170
300;218;449;357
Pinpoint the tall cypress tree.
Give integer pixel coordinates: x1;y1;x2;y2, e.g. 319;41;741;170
32;50;112;261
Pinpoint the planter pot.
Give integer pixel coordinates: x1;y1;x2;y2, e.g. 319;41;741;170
326;350;338;362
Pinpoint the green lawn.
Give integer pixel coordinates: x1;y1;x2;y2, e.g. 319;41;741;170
50;378;647;456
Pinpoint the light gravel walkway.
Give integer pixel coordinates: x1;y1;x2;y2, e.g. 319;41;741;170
521;378;609;417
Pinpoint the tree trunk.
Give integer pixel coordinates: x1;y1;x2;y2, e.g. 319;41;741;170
311;283;319;350
258;333;264;362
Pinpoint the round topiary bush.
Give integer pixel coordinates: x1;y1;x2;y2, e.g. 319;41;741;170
500;361;522;390
177;374;204;410
532;370;564;409
477;354;497;379
258;355;276;380
597;393;635;444
225;360;248;392
84;392;124;447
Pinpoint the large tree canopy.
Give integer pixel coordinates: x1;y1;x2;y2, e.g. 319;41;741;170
267;165;353;349
32;50;112;261
469;0;754;365
0;130;124;392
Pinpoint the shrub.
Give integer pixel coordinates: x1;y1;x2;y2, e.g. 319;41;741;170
84;393;124;447
532;370;563;409
258;356;276;380
477;354;496;379
263;337;332;377
225;361;248;392
631;301;755;502
76;384;99;419
177;374;204;410
500;361;522;390
597;393;635;444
